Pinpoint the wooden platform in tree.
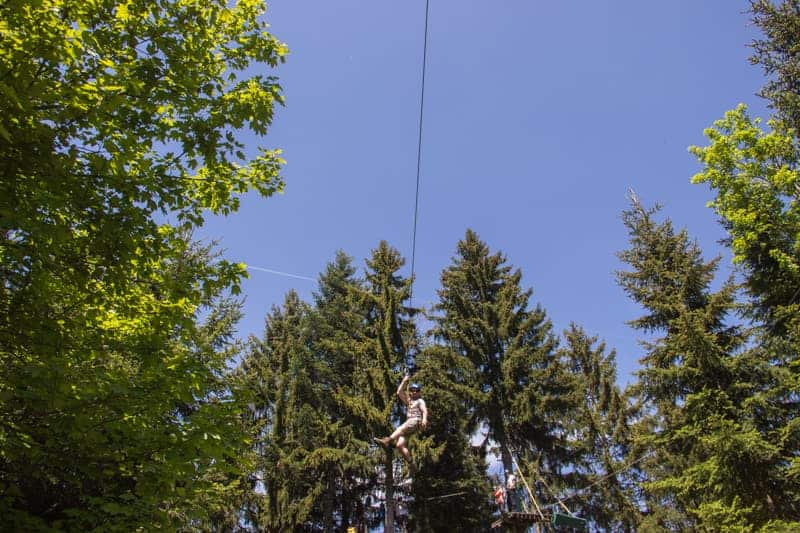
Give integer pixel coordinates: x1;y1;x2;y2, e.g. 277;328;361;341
490;510;550;530
491;510;587;531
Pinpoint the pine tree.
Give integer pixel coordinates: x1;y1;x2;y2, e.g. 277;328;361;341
406;344;494;532
309;251;376;532
240;291;329;531
750;0;800;134
558;324;640;532
617;200;782;530
432;230;563;492
236;247;418;533
353;241;418;533
180;295;256;532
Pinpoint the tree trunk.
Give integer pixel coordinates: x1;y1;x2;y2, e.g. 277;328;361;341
341;475;351;531
494;414;513;475
323;472;335;533
384;452;395;533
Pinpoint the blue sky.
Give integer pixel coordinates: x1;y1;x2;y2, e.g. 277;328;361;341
201;1;770;384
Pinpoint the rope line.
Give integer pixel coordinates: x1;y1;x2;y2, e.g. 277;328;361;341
509;449;545;520
409;0;430;298
558;451;655;505
534;467;571;515
510;444;655;514
422;490;469;501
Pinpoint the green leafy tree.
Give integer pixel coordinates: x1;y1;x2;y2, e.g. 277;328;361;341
690;105;800;528
0;0;285;529
690;105;800;333
618;200;783;531
432;230;563;487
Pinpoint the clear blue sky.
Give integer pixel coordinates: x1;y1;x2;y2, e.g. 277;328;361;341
201;1;770;384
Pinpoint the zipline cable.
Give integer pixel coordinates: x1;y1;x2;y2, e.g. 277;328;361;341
558;450;655;505
409;0;430;299
244;3;432;292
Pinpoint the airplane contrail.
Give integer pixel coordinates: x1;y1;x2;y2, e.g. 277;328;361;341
245;265;315;282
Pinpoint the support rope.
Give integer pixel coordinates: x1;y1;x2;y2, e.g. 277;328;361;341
510;453;545;520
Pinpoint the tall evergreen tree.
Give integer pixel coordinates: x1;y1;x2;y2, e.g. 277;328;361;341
750;0;800;134
177;293;255;532
406;344;493;532
310;251;375;532
236;248;418;533
352;241;418;533
617;200;784;530
432;230;563;488
240;291;328;531
558;324;640;532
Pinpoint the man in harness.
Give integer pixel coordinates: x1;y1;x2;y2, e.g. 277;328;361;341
374;374;428;472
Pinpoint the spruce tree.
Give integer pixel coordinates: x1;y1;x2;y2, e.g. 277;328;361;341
406;344;493;532
310;251;375;532
355;242;418;533
558;324;640;532
240;291;328;531
432;230;563;491
750;0;800;134
617;200;782;530
182;295;256;532
237;247;419;533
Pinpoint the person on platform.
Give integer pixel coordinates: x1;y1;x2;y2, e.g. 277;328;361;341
506;470;519;512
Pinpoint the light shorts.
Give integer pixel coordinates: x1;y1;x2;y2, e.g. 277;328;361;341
397;417;422;436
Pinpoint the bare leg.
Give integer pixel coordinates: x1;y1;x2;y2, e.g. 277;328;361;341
376;425;408;449
396;436;411;461
389;426;405;441
374;428;405;449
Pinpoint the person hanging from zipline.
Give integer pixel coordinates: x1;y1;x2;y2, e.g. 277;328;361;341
374;374;428;472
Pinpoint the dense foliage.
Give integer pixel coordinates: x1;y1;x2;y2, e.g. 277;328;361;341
0;0;285;529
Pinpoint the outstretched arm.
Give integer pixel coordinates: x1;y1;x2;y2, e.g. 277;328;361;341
396;374;410;405
420;399;428;428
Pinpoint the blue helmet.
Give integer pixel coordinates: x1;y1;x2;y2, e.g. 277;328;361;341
409;383;421;392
